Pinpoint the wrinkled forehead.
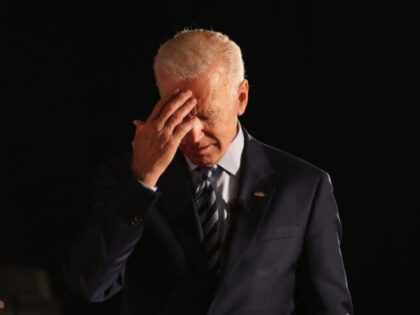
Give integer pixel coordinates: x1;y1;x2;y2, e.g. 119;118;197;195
158;59;230;97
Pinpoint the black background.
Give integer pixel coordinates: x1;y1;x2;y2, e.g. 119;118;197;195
2;1;419;314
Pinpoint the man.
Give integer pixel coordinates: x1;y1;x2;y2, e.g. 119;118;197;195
63;29;353;314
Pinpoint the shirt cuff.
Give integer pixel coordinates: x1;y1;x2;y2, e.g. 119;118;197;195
137;179;158;192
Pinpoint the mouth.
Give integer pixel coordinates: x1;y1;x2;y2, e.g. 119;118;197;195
192;144;213;153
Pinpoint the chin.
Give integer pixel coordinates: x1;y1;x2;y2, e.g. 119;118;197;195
181;145;221;166
185;152;218;167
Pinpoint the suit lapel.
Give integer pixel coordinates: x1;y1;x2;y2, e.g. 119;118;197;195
216;129;276;291
157;152;212;295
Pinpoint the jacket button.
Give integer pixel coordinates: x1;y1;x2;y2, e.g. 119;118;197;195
130;214;143;227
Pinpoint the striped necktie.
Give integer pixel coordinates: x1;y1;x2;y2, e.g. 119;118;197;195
194;166;221;278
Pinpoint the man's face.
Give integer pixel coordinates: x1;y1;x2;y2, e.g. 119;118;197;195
158;60;248;166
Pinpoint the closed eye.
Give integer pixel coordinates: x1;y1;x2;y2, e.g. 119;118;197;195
197;114;210;121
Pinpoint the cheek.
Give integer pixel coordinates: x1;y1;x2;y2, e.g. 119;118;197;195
203;125;221;141
211;130;230;149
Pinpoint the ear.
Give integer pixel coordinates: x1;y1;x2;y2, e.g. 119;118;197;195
236;79;249;116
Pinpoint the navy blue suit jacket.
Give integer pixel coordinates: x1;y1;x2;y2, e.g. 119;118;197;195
63;128;353;314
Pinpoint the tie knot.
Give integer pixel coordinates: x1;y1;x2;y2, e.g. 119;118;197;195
194;165;217;180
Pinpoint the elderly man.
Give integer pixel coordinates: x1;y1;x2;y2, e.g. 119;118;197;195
63;29;353;314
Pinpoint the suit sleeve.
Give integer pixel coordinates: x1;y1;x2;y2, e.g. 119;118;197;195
62;158;161;302
295;171;354;315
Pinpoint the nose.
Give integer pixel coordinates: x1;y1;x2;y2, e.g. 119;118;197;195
185;120;204;144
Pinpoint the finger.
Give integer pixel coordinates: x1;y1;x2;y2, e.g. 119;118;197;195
173;116;199;143
132;119;144;127
164;97;197;132
133;119;145;133
149;88;181;120
155;90;193;128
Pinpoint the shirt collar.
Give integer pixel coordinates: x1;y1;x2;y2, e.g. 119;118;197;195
184;121;244;176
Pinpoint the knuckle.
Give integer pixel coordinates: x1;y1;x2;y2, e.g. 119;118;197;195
162;129;172;141
177;122;187;130
171;112;181;122
166;101;177;113
152;121;161;131
173;125;185;137
175;92;185;101
165;116;174;128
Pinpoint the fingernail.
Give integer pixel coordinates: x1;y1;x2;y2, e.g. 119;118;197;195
173;88;180;94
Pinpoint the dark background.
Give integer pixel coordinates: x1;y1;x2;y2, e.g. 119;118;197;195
2;1;419;314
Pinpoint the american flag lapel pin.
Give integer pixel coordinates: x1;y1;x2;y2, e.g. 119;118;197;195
253;191;266;197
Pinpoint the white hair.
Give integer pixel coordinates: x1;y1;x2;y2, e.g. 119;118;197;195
153;28;245;95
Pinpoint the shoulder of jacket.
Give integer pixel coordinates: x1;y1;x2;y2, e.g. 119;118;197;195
249;136;329;181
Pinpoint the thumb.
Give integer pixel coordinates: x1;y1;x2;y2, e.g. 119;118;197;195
133;119;145;130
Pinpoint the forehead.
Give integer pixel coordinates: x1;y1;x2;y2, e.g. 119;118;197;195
159;59;231;102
